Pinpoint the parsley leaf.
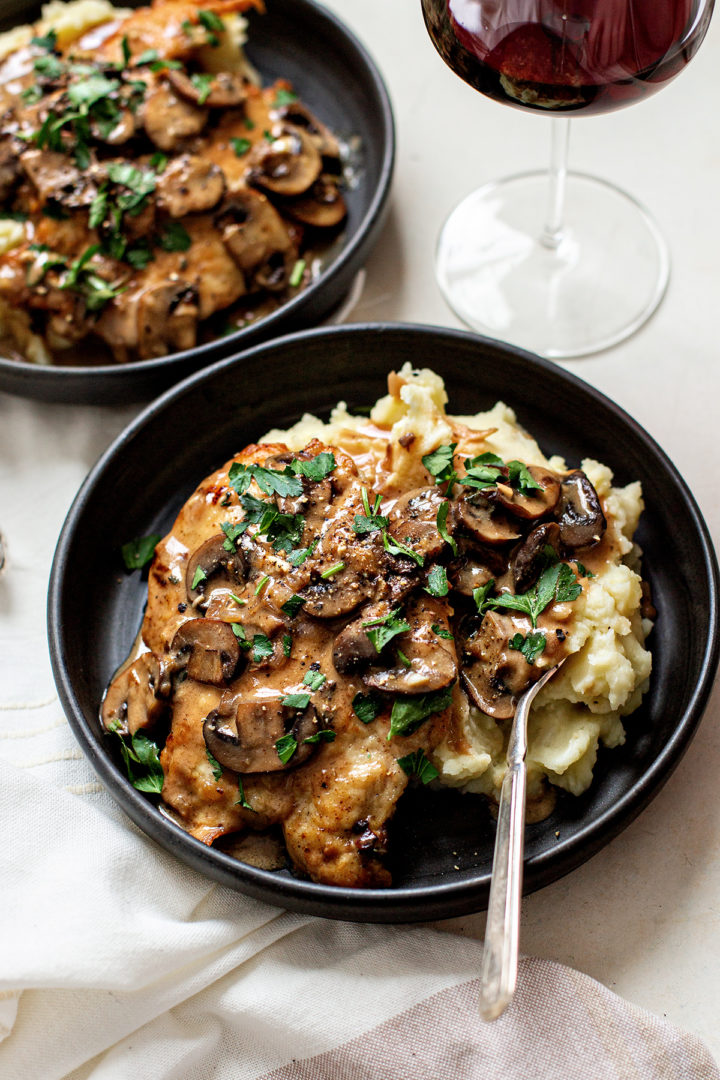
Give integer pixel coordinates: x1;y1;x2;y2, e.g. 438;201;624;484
68;73;119;108
303;669;326;691
397;748;439;784
121;533;160;570
489;562;581;627
282;634;292;658
281;692;311;710
31;30;58;51
291;452;336;482
509;631;547;665
388;685;454;739
303;729;335;745
507;460;543;495
250;634;274;663
286;537;318;566
382;530;425;567
190;72;214;105
276;732;298;764
199;9;225;32
206;749;223;780
221;519;248;551
425;564;449;597
159;221;191;252
228;461;303;499
281;594;306;619
191;565;207;590
231;136;251;157
436;500;457;556
352;691;384;724
362;608;410;653
289;258;305;287
113;730;164;793
461;452;504;490
353;513;389;535
432;623;454;640
472;579;496;614
422;442;458;491
235;778;254;811
274;88;299;106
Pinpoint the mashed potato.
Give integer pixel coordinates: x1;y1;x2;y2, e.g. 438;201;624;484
265;364;652;809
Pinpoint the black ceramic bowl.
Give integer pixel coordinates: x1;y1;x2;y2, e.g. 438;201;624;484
0;0;394;404
48;324;720;922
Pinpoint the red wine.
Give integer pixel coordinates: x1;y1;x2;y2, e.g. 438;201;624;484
421;0;713;116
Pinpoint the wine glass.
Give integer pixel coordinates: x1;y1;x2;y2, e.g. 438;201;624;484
421;0;714;357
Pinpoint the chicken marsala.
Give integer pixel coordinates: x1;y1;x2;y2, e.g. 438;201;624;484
0;0;347;365
101;390;632;888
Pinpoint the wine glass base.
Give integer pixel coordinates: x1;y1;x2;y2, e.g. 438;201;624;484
435;172;670;359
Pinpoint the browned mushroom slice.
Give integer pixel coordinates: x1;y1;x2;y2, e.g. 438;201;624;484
332;603;391;675
285;176;347;228
364;596;458;695
171;618;241;685
141;82;208;151
455;492;522;545
186;533;247;603
91;108;136;145
156;154;226;217
203;698;324;773
20;148;98;207
101;652;168;735
448;538;508;596
274;103;341;160
555;471;607;549
461;611;535;719
492;465;562;521
387;487;447;562
216;190;293;275
167;68;247;108
301;568;375;619
511;521;563;593
247;126;322;196
0;137;21;203
137;283;199;359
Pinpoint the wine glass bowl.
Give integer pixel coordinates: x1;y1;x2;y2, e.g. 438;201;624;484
421;0;714;357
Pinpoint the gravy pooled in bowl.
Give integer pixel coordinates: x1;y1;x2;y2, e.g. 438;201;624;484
102;366;652;888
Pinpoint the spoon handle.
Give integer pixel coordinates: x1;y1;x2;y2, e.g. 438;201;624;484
478;663;562;1021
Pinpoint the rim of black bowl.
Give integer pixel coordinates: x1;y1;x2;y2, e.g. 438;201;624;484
0;0;395;404
48;323;720;922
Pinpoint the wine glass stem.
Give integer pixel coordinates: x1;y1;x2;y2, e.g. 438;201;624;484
541;117;571;250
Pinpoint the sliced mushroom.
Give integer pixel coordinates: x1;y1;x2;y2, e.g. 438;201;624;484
285;175;347;228
171;618;241;685
216;190;293;275
156;154;226;217
91;107;136;145
20;148;98;207
555;471;607;549
203;697;324;773
101;652;168;735
247;125;322;196
364;596;458;695
447;538;508;596
167;68;247;108
332;604;390;675
301;568;375;619
274;103;341;160
455;492;522;545
186;533;247;604
511;521;563;593
461;611;534;719
137;282;199;359
492;465;561;520
0;137;21;203
141;82;208;151
387;487;447;562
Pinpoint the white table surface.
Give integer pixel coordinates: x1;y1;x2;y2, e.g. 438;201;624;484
1;0;719;1063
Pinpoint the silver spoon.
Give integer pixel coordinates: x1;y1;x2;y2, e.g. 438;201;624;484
478;659;566;1021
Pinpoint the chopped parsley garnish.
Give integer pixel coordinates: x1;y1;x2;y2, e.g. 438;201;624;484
60;244;125;311
303;729;335;745
231;136;252;157
509;631;547;665
276;732;297;764
353;487;388;535
149;152;168;173
282;633;292;657
575;561;595;578
382;530;424;567
244;117;256;130
112;729;164;793
250;634;274;663
191;565;207;590
489;562;581;628
286;537;318;566
21;85;43;105
424;564;449;597
254;574;270;595
472;579;496;615
431;623;454;640
281;692;311;710
31;29;58;51
229;592;246;606
289;258;306;288
221;520;248;551
362;608;410;653
397;748;439;784
320;561;345;579
231;623;249;647
0;210;28;222
506;460;543;495
34;52;64;79
159;221;191;252
121;533;161;570
198;9;225;44
461;452;505;490
68;73;119;109
388;685;454;739
235;778;254;811
190;72;215;105
397;648;412;668
303;669;326;691
229;460;303;499
106;161;157;214
352;691;383;724
290;452;336;482
238;494;305;554
282;594;306;618
206;749;223;780
274;88;299;106
126;240;154;269
436;500;457;556
422;442;457;493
